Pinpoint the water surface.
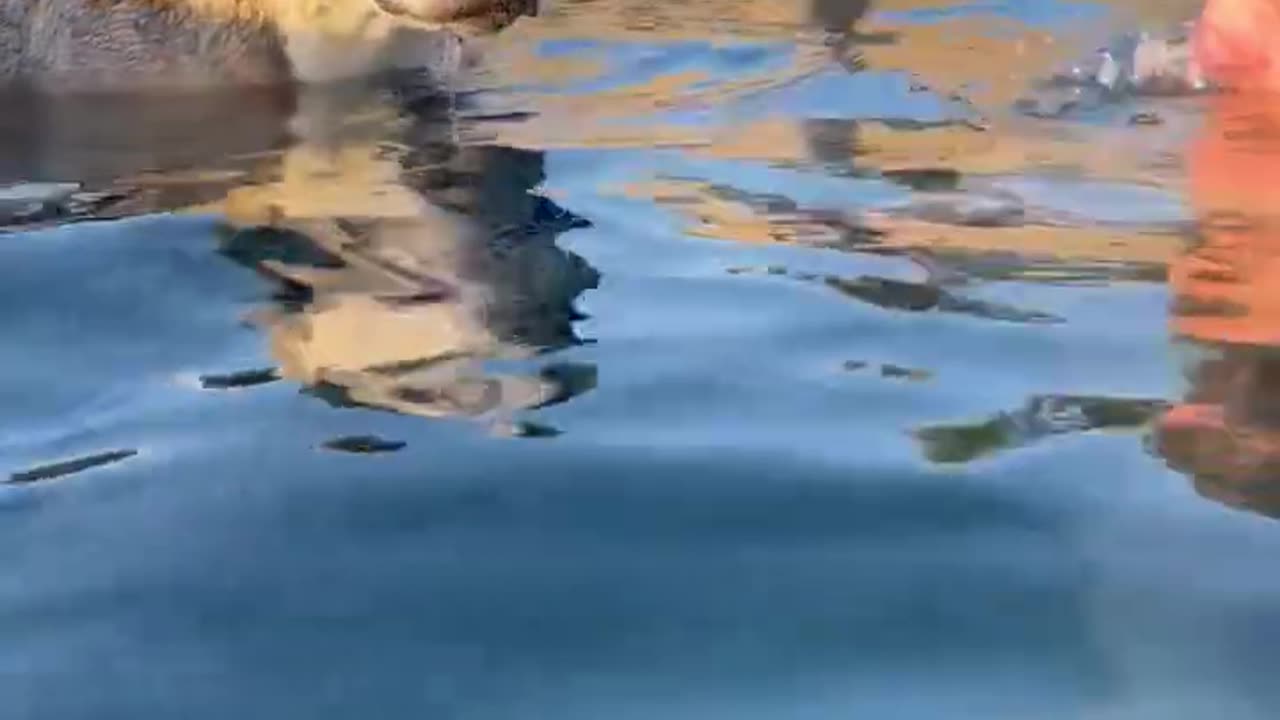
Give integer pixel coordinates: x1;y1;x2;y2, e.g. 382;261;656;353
5;1;1280;718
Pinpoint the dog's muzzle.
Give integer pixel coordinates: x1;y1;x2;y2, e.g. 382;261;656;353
374;0;540;33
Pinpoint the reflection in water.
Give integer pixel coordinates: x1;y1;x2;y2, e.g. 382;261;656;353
896;62;1280;521
1157;347;1280;518
1;79;600;434
0;87;297;228
557;0;1201;299
498;0;1211;472
216;88;600;426
0;87;294;186
1153;91;1280;519
917;395;1167;464
0;2;1227;458
826;273;1063;323
11;2;1280;718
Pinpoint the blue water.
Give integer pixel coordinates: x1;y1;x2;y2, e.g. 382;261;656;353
5;1;1280;718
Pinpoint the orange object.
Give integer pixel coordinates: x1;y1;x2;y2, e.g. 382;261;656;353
1193;0;1280;89
1154;82;1280;517
1174;91;1280;346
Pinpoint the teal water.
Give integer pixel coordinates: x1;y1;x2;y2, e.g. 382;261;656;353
5;1;1280;718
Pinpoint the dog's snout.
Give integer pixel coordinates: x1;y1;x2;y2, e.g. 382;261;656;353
375;0;540;33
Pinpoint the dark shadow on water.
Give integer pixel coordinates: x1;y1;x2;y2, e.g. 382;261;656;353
1155;345;1280;519
8;449;138;484
0;86;295;209
321;434;409;454
916;395;1168;465
1146;90;1280;520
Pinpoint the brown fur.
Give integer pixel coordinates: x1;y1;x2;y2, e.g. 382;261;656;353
0;0;534;92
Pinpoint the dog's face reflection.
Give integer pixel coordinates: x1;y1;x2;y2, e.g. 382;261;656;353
218;89;598;423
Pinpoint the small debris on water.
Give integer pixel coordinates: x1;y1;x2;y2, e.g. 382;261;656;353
839;358;931;381
881;364;934;382
1129;111;1163;126
199;368;281;390
8;449;138;485
321;435;407;454
510;421;563;439
843;360;932;381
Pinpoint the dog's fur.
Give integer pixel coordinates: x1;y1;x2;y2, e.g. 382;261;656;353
0;0;534;91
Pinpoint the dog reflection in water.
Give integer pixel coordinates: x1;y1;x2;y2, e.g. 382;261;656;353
210;88;599;427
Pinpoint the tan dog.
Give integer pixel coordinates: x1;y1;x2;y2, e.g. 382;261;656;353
0;0;535;91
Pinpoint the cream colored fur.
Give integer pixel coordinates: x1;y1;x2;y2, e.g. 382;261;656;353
0;0;529;90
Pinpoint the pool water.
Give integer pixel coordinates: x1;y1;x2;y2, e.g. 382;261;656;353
5;1;1280;718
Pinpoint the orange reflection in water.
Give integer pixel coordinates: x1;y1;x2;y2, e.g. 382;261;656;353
1156;89;1280;517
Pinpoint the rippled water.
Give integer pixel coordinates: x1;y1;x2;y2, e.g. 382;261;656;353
6;1;1280;717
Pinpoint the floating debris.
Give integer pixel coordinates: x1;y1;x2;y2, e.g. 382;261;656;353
880;364;933;382
1129;111;1164;126
321;435;407;454
199;368;281;390
8;449;138;485
510;421;563;439
843;360;932;381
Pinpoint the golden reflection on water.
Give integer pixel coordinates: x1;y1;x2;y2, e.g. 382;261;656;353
479;0;1203;279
